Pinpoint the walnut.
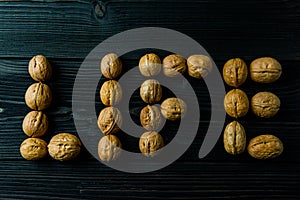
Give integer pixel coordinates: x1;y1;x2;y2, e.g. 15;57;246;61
48;133;81;161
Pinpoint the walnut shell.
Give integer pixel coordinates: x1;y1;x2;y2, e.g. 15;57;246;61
100;80;122;106
248;134;283;159
223;121;246;155
25;82;52;111
98;135;122;162
20;138;48;160
140;79;162;104
28;55;52;82
100;53;122;79
48;133;81;161
223;58;248;87
163;54;187;77
139;53;161;77
251;91;280;118
161;97;187;121
250;57;282;83
97;107;122;135
140;105;162;131
22;111;48;138
187;54;212;79
139;131;164;157
224;89;249;118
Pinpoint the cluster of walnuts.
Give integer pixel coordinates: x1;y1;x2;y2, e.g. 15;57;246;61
20;55;81;161
97;52;214;161
222;57;283;159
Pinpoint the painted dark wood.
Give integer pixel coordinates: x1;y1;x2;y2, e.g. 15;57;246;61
0;0;299;199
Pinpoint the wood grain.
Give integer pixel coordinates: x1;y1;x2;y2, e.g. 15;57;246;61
0;0;299;60
0;0;299;199
0;161;299;199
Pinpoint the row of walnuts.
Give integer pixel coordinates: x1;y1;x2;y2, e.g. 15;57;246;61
20;55;81;161
222;57;283;159
97;53;198;161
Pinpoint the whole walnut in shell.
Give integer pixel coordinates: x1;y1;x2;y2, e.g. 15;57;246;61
28;55;52;82
140;79;162;104
224;89;249;118
139;131;164;157
139;53;161;77
98;135;122;162
248;134;283;159
140;105;163;131
223;58;248;87
100;80;122;106
100;53;122;79
163;54;187;77
161;97;187;121
25;82;52;111
48;133;81;161
20;138;48;160
251;91;280;118
187;54;212;79
97;107;122;135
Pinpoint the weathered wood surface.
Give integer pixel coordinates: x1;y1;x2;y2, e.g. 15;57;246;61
0;0;299;199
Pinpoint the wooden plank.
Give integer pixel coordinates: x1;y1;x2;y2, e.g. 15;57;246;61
0;0;299;59
0;0;299;199
0;161;299;199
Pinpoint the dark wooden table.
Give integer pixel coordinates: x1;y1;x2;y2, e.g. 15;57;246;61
0;0;299;199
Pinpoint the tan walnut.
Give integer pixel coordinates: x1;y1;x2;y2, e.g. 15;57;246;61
139;53;161;77
28;55;52;82
20;138;48;160
161;97;187;121
163;54;187;77
22;111;49;138
97;107;122;135
187;54;212;79
223;58;248;87
224;89;249;118
251;91;280;118
248;134;283;159
250;57;282;83
223;121;246;155
98;135;122;162
48;133;81;161
100;80;122;106
139;131;164;157
100;53;122;79
25;82;52;111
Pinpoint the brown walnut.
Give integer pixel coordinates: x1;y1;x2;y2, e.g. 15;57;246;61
139;131;164;157
28;55;52;82
248;134;283;159
97;107;122;135
100;53;122;79
48;133;81;161
223;58;248;87
25;82;52;111
161;97;187;121
139;53;161;77
163;54;187;77
20;138;48;160
251;91;280;118
224;89;249;118
250;57;282;83
98;135;122;162
223;121;246;155
22;111;48;138
140;79;162;104
187;54;212;79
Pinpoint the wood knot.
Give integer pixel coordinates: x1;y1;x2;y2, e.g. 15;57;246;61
94;1;106;19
